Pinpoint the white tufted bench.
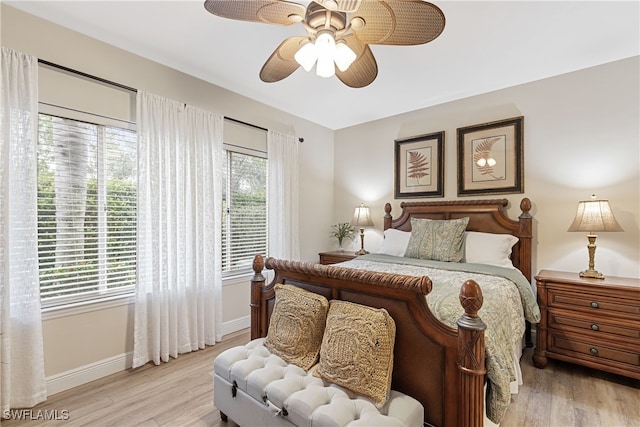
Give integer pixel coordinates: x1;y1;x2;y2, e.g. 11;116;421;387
213;338;424;427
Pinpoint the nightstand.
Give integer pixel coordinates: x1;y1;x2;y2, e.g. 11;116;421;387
318;251;358;265
533;270;640;379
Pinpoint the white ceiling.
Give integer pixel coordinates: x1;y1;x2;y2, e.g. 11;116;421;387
7;1;640;130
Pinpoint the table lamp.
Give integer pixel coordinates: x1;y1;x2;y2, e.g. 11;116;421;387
351;203;374;255
567;195;623;279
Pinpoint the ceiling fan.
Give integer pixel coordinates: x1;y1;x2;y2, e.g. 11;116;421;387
203;0;445;88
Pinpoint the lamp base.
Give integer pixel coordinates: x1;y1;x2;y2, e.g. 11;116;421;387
355;227;368;256
579;269;605;279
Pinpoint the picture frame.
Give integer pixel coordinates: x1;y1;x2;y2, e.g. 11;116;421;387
456;116;524;196
395;131;444;198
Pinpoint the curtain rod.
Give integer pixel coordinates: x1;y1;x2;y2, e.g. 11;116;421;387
224;117;304;143
224;116;267;132
38;59;137;92
38;58;304;143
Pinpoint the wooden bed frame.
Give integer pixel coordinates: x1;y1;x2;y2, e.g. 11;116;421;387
250;198;533;427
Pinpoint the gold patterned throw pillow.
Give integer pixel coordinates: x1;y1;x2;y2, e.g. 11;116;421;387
317;300;396;408
404;217;470;262
264;284;329;370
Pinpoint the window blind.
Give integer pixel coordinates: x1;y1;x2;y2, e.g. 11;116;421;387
37;113;137;307
222;150;267;275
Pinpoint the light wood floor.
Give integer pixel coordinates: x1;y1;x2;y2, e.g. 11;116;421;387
4;329;638;427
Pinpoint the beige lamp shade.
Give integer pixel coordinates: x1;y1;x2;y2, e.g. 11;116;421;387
351;204;374;227
568;198;623;234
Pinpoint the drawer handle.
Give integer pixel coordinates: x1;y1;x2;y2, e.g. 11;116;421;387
591;324;600;331
590;347;599;355
590;301;599;308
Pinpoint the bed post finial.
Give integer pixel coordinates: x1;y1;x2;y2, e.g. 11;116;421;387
457;279;486;427
520;197;532;217
384;203;392;230
252;254;265;281
459;280;483;318
251;255;266;340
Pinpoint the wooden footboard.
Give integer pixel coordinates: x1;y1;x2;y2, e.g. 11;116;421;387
251;255;486;427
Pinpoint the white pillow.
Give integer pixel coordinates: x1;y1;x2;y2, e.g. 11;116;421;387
377;229;411;257
464;231;519;269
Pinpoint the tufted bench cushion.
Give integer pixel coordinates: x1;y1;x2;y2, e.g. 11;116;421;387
213;338;424;427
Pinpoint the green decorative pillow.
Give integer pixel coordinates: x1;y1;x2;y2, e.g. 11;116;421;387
404;217;470;262
317;300;396;408
264;284;329;370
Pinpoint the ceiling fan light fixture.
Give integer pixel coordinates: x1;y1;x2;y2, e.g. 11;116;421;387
316;52;335;78
315;31;336;56
294;41;317;72
334;41;356;72
294;32;356;78
314;31;337;77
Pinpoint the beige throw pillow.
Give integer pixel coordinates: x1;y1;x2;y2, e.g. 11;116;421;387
317;300;396;408
404;217;470;262
264;284;329;370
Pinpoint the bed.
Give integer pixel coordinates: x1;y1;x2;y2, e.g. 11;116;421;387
250;198;539;427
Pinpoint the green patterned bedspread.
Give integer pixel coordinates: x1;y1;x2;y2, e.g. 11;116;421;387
337;253;540;424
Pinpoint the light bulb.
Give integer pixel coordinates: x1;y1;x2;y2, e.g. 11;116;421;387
487;158;497;166
294;42;317;72
316;53;335;78
315;32;335;57
334;41;356;72
315;31;336;78
476;158;487;167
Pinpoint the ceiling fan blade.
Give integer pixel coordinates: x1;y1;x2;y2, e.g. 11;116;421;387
335;34;378;88
203;0;306;25
312;0;362;13
351;0;445;45
260;37;307;83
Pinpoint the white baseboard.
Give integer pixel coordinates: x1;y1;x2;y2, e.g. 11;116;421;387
46;352;132;396
222;315;250;336
46;316;251;396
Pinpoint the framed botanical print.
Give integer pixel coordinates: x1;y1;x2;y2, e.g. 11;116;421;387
395;131;444;198
457;116;524;196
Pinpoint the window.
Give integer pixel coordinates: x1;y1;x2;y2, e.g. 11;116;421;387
37;113;137;308
222;149;267;276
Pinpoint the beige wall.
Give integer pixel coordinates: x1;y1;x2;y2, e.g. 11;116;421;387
2;4;335;383
334;57;640;280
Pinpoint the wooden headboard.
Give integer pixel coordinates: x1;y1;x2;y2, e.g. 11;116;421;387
383;198;533;282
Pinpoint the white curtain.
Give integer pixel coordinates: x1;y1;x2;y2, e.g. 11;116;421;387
133;91;223;368
0;47;47;410
267;130;300;260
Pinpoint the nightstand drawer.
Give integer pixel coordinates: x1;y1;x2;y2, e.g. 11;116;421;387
550;333;640;367
548;287;640;319
548;310;640;341
318;251;358;265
